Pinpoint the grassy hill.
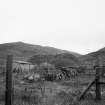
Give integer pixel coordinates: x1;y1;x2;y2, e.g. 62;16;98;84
28;53;80;67
0;42;81;66
79;47;105;69
1;41;105;69
0;42;81;60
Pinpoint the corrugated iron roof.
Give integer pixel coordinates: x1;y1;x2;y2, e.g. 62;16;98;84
14;60;32;65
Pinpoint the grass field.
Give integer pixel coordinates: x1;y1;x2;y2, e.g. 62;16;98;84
1;72;105;105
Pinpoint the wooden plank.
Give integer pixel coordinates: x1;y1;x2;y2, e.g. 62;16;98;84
5;55;13;105
79;78;96;100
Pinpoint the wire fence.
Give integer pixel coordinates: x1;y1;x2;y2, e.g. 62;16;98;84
1;56;105;105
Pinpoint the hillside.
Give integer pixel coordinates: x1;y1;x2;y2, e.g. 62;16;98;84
0;42;81;64
79;47;105;69
28;53;80;67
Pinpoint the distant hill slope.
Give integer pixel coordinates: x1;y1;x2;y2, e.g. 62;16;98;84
0;42;81;61
29;53;80;67
79;47;105;69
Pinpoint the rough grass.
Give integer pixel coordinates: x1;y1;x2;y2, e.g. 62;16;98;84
1;73;105;105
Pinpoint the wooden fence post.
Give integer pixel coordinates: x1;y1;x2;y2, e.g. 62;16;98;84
95;66;101;100
5;55;13;105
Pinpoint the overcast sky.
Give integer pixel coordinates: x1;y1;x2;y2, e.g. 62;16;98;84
0;0;105;54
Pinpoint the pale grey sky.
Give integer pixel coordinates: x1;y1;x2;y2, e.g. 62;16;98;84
0;0;105;54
